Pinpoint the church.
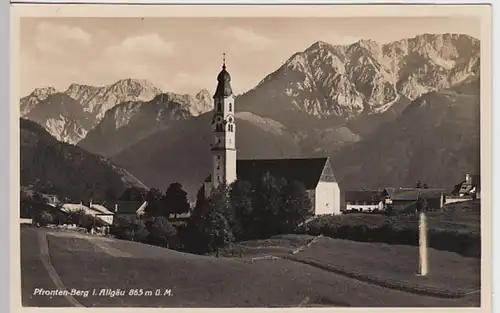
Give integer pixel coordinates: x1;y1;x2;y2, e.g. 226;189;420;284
203;57;341;216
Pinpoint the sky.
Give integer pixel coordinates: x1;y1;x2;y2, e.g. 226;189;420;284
19;17;480;97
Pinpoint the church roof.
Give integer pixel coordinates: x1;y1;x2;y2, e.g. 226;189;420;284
205;157;331;190
214;61;233;98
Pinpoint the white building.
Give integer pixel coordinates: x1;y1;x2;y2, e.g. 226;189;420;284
344;190;387;212
203;57;341;215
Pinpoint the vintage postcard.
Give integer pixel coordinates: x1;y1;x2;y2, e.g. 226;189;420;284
10;3;492;311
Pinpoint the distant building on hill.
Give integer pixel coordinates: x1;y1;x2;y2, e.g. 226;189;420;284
445;173;481;204
344;190;388;213
202;57;341;215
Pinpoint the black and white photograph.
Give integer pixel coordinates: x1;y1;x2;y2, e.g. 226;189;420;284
11;3;492;310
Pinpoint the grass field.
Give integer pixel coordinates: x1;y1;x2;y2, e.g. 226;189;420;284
21;226;480;307
286;237;480;297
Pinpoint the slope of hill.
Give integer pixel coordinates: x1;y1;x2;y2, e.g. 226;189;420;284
78;90;213;157
20;118;147;202
330;78;480;190
22;227;479;307
111;111;302;200
24;93;95;144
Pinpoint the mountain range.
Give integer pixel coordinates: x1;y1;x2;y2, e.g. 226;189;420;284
20;79;213;144
20;33;481;201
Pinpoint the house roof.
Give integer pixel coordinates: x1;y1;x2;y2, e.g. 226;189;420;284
90;204;114;215
391;188;445;201
61;203;89;214
115;201;146;214
205;157;330;190
456;174;481;194
345;190;386;203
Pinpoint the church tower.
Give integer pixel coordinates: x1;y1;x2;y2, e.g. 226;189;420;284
207;54;237;195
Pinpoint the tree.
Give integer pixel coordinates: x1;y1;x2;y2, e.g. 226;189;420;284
118;187;147;201
67;208;86;225
33;210;53;227
31;191;45;203
423;183;429;189
146;216;178;248
144;188;165;217
250;172;287;239
184;187;234;254
415;192;428;214
278;180;312;233
194;186;207;211
229;179;254;240
79;214;95;232
163;183;190;218
206;209;234;252
110;216;149;242
416;180;422;189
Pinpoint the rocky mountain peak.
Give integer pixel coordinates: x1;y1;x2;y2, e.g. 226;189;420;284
350;39;381;55
30;86;58;99
248;32;480;121
20;87;59;116
195;88;211;100
109;78;162;96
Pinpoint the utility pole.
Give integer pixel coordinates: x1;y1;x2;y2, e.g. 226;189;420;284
416;191;428;276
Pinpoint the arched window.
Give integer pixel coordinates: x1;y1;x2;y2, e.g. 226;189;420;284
228;124;234;132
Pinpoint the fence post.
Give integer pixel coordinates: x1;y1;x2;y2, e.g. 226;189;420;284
418;211;428;276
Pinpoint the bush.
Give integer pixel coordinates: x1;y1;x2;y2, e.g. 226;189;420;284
294;213;480;258
52;210;69;225
67;208;86;225
110;216;149;243
79;214;95;232
146;216;178;248
34;210;54;227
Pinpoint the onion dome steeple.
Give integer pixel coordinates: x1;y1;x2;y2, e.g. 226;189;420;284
214;53;233;98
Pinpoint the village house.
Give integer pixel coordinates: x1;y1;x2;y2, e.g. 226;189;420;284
60;201;115;226
445;173;481;204
113;200;148;219
344;190;388;213
112;200;191;225
386;187;445;213
202;57;341;215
